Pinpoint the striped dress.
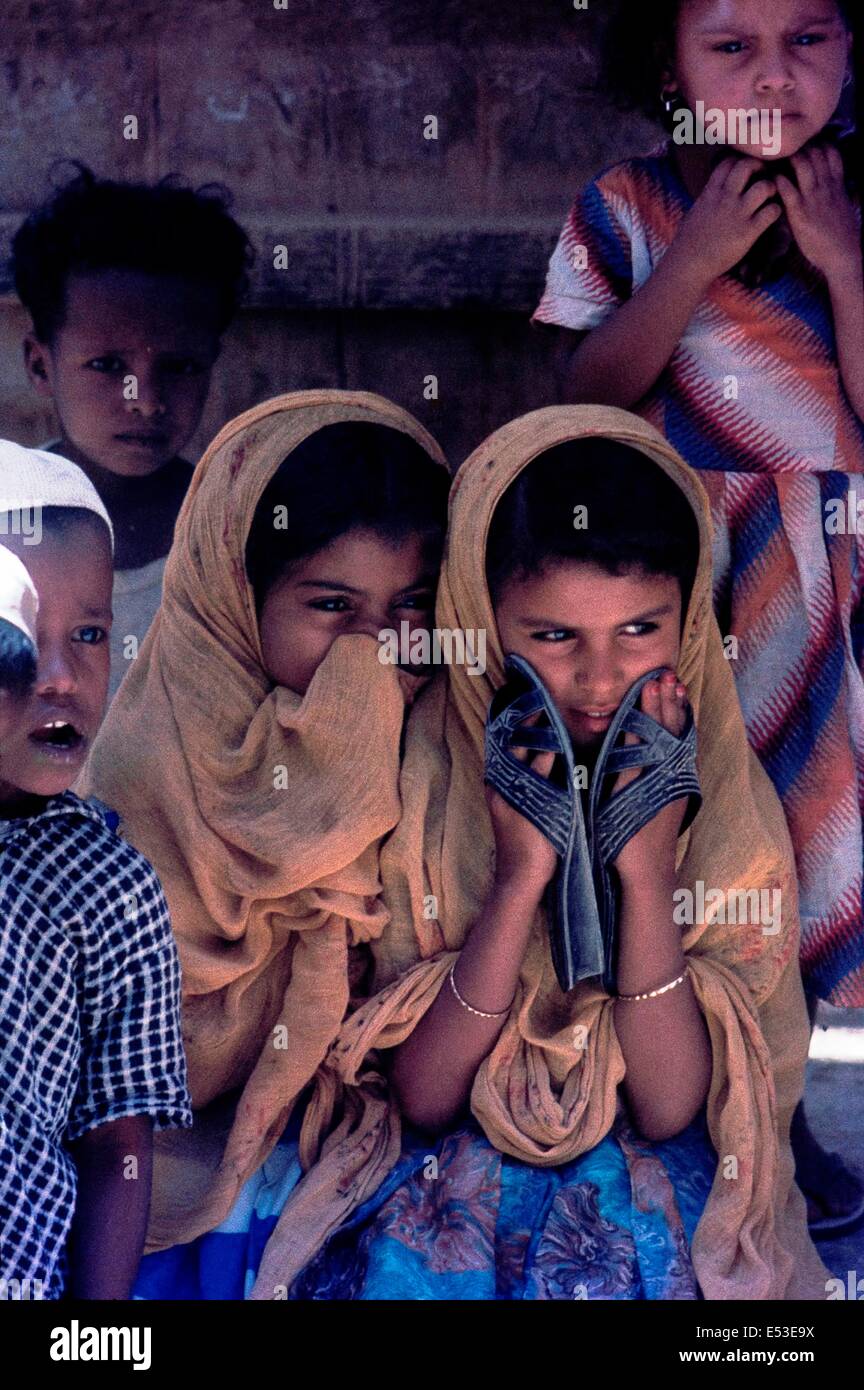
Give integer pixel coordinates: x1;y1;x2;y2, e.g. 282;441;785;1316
533;138;864;1006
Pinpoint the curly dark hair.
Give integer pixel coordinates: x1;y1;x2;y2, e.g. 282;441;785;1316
11;163;254;343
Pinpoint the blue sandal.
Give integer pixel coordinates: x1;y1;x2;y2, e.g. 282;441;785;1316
485;655;604;991
588;667;702;991
485;658;701;994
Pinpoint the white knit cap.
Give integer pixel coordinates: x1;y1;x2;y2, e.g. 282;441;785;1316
0;440;114;549
0;543;38;645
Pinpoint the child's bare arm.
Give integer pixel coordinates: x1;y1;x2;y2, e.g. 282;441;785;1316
613;873;712;1141
555;244;713;408
67;1114;153;1299
827;257;864;420
391;750;558;1135
773;144;864;421
557;157;781;409
390;873;546;1134
611;674;711;1141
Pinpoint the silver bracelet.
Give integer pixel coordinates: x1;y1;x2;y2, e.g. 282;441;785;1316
617;965;690;1003
448;965;511;1019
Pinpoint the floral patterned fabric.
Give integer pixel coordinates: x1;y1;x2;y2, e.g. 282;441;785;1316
134;1105;716;1300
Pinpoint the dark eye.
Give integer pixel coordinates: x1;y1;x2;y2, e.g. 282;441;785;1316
396;592;434;612
715;40;746;55
76;626;107;644
86;355;124;373
793;32;826;47
160;358;206;377
309;597;352;613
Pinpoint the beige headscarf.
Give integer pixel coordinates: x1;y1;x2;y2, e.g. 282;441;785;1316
250;405;829;1301
78;390;448;1248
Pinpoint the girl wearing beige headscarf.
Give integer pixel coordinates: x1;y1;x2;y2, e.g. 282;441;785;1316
78;391;450;1284
247;405;830;1301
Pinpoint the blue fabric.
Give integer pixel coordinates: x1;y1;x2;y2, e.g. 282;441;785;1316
133;1127;305;1301
133;1105;716;1301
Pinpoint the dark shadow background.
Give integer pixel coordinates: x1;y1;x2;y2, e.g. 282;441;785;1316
0;0;660;465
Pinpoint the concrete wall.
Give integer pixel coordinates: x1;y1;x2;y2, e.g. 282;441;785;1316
0;0;660;464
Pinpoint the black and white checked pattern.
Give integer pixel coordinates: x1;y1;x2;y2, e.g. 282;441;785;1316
0;792;191;1298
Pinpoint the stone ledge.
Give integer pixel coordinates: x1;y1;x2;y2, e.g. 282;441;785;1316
0;215;562;312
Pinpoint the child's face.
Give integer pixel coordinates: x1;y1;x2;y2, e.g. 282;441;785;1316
24;268;221;477
259;527;438;697
493;562;682;750
0;521;112;808
672;0;850;159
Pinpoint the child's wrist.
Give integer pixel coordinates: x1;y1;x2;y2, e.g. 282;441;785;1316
825;249;864;291
663;236;716;297
618;862;676;897
490;863;548;911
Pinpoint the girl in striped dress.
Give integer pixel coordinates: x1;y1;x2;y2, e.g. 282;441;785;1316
533;0;864;1236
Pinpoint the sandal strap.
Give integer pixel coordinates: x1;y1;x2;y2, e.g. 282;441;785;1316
588;667;693;815
489;682;561;752
485;658;577;860
586;668;702;993
493;655;608;994
484;730;572;858
593;718;701;866
510;726;560;753
598;708;686;774
492;684;546;728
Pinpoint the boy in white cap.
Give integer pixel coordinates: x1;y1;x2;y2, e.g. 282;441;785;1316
0;441;191;1299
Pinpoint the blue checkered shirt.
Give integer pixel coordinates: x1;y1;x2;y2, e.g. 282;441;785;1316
0;792;191;1298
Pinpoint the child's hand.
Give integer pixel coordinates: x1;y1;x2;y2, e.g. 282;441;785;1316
774;142;861;279
486;714;558;896
612;670;689;885
675;156;782;283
